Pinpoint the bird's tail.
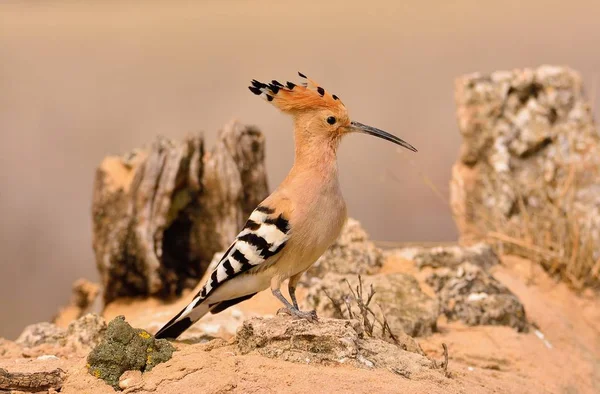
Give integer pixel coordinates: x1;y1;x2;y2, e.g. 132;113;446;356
154;297;210;340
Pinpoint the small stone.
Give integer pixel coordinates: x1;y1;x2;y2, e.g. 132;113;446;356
36;355;59;361
119;370;143;390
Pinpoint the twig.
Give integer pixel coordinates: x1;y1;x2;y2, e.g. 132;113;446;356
441;343;449;374
379;308;400;346
322;288;345;319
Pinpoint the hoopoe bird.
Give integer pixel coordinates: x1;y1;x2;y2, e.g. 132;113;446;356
155;72;417;339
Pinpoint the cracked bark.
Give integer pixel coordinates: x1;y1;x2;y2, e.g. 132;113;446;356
0;367;66;392
92;120;269;304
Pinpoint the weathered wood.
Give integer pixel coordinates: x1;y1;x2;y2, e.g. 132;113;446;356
92;120;269;303
0;367;66;392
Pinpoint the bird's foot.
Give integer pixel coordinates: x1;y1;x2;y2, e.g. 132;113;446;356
276;307;319;322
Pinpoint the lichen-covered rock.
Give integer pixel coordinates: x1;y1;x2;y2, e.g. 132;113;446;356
451;65;600;286
86;315;174;390
426;263;528;332
304;273;438;338
389;243;500;271
304;218;384;279
236;316;438;380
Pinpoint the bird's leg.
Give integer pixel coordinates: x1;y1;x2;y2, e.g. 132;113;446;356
271;276;317;322
288;271;305;310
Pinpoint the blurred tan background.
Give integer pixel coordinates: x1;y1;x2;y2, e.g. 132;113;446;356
1;0;599;339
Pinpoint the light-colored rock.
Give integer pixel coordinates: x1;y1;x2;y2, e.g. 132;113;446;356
451;65;600;286
65;313;107;351
236;316;438;380
236;316;361;363
16;323;66;348
388;243;500;271
15;314;106;357
426;263;528;332
304;273;438;338
305;218;384;279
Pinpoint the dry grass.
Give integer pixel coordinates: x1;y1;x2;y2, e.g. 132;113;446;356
476;171;600;290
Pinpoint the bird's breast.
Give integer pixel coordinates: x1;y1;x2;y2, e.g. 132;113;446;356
282;183;347;276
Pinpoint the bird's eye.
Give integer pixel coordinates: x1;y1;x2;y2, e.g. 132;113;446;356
327;116;336;125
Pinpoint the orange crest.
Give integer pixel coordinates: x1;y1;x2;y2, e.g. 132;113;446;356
248;72;345;114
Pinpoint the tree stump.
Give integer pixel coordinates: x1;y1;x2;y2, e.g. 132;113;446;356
92;120;269;303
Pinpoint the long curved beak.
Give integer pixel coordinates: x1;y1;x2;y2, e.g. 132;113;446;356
350;121;417;152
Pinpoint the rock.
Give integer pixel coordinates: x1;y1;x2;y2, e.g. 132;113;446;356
357;338;435;379
65;313;107;351
451;65;600;287
237;316;361;363
14;314;106;359
16;314;106;352
118;370;143;390
305;218;384;280
389;243;500;271
92;120;269;303
236;316;438;380
426;263;528;332
16;323;66;348
304;273;438;338
86;315;175;390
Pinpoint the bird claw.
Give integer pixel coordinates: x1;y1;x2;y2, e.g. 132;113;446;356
277;307;318;322
295;309;319;322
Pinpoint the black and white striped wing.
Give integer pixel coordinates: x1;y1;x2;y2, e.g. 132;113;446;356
154;204;291;339
200;205;291;299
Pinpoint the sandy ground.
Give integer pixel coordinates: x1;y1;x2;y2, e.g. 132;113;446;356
51;254;592;393
2;253;598;393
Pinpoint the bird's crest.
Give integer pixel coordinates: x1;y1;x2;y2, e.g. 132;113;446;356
248;72;345;113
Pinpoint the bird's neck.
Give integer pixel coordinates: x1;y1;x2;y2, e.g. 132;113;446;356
278;123;346;225
290;124;340;181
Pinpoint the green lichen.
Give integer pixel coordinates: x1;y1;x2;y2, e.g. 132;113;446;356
86;315;175;390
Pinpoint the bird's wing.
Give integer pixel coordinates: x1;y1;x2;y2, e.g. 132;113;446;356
200;203;291;300
154;202;291;339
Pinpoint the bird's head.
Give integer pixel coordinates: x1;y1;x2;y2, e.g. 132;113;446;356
249;72;417;152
